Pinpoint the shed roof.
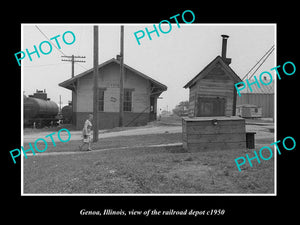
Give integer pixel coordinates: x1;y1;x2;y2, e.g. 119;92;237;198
236;104;261;108
240;79;274;94
59;58;167;92
183;56;242;88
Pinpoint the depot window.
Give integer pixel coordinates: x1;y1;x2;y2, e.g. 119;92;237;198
98;88;106;112
124;89;133;112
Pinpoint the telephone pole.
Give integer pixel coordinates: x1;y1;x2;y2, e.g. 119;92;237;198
61;55;86;78
93;25;99;142
119;25;124;127
59;95;62;112
61;55;86;126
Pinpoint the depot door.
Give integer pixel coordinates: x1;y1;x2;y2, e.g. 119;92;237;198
196;97;225;117
149;96;156;121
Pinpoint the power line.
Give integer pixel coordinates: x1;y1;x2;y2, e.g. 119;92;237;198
35;25;67;56
74;60;89;71
242;45;275;81
61;55;86;78
35;25;89;71
246;47;275;81
23;62;69;68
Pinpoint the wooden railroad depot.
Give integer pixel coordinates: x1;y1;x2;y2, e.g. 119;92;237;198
59;57;167;130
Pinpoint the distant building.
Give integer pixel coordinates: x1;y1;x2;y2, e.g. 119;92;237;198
236;104;263;118
160;110;172;117
236;79;274;118
59;57;167;129
172;101;189;116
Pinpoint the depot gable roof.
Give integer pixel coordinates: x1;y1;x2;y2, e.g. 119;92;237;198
59;58;167;92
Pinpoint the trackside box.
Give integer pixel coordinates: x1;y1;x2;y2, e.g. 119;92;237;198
182;116;246;152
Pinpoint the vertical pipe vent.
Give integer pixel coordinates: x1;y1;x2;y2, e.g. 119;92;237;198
221;34;229;58
221;34;231;65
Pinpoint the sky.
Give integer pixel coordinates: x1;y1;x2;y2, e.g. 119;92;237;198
22;24;275;112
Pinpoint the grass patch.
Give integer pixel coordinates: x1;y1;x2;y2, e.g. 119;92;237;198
23;144;274;194
23;125;275;194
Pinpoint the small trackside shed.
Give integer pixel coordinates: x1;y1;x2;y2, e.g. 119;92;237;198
182;35;246;152
183;55;242;117
59;57;167;130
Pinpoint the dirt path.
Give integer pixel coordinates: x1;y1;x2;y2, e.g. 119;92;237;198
24;142;183;157
23;121;274;144
23;125;182;143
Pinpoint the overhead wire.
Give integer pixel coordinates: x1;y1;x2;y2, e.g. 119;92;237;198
35;25;67;57
246;46;275;81
34;25;89;71
242;45;275;81
242;45;275;97
23;62;70;68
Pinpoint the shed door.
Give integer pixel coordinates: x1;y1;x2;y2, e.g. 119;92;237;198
196;97;225;117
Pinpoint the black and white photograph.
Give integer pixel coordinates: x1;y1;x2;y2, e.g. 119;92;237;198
4;5;298;222
21;23;276;195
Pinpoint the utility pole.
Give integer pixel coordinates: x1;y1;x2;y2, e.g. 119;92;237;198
61;55;86;78
119;25;125;127
93;25;99;142
59;95;62;112
61;55;86;126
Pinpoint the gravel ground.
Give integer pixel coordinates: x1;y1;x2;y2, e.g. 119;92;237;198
23;124;273;143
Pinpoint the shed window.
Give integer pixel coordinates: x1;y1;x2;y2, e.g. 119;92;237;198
196;97;225;117
98;89;105;112
124;89;132;112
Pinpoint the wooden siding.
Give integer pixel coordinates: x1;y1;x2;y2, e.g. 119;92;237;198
76;63;150;113
186;57;240;117
236;93;274;118
189;79;235;117
236;105;263;118
76;111;149;130
188;85;197;116
182;117;246;152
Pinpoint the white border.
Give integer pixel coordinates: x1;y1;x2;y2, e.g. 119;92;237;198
21;24;24;195
21;23;277;196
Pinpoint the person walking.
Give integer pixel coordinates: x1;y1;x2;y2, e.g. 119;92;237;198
79;114;93;151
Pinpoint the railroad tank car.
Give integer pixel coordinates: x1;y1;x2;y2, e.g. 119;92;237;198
24;93;59;128
61;104;72;124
